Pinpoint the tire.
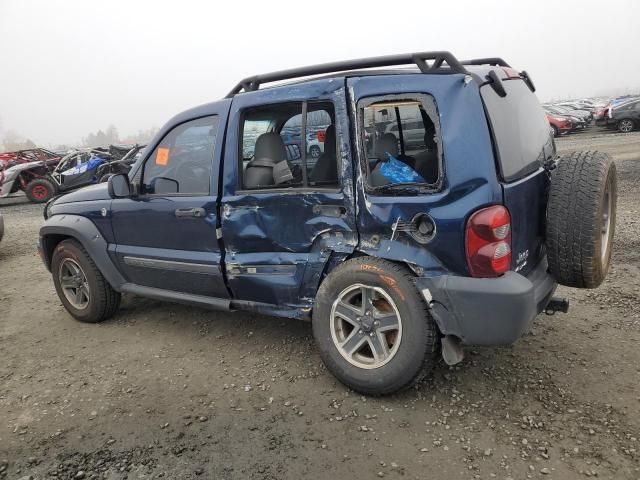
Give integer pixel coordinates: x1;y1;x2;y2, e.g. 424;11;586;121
546;151;617;288
551;125;559;137
617;119;634;133
312;257;438;396
25;178;57;203
51;239;121;323
309;145;321;159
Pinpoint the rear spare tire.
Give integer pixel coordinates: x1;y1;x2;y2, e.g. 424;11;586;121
546;150;616;288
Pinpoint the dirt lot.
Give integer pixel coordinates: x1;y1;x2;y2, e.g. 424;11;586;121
1;128;639;480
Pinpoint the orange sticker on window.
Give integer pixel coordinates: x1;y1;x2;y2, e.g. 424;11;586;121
156;148;170;166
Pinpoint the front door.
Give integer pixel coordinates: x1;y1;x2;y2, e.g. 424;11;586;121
110;109;230;298
219;81;357;308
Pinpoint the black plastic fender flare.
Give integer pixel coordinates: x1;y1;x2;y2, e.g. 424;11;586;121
39;214;126;290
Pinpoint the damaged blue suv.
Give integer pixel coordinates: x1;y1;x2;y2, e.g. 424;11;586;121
39;52;617;395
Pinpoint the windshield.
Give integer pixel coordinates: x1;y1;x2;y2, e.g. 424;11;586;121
481;78;553;182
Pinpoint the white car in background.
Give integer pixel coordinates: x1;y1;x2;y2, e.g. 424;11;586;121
306;126;329;159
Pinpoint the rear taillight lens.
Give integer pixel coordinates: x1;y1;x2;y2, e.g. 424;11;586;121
465;205;512;278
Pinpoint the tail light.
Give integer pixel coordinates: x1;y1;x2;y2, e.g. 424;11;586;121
465;205;512;278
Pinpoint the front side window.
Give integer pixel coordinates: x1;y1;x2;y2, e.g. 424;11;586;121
361;96;441;190
240;102;338;190
142;116;218;195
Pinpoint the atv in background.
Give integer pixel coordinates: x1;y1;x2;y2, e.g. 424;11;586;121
0;148;62;202
49;144;145;195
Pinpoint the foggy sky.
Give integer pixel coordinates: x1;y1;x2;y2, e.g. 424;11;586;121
1;0;639;146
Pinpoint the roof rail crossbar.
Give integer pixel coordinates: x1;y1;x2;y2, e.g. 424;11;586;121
226;51;468;97
461;57;511;68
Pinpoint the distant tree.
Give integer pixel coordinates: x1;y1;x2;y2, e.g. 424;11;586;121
2;130;36;151
105;125;119;144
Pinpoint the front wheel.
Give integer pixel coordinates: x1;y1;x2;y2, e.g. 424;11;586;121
312;257;438;396
25;178;57;203
51;239;121;323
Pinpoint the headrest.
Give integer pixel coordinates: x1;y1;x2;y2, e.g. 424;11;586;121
375;132;399;160
424;125;436;150
324;125;336;155
254;132;286;164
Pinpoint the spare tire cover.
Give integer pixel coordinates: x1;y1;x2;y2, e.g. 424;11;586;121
546;150;617;288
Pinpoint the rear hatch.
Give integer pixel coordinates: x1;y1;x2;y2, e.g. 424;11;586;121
480;73;555;276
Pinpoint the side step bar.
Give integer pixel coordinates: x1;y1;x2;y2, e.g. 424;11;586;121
120;283;231;311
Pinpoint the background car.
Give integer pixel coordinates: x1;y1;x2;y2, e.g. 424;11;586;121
546;114;572;136
598;97;640;132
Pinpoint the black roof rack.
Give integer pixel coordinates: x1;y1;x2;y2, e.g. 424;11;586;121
226;51;469;97
461;57;511;67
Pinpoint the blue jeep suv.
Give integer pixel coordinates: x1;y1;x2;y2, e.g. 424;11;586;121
39;52;617;395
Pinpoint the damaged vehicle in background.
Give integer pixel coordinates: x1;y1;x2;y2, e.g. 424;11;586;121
49;144;145;195
39;52;617;396
0;148;62;203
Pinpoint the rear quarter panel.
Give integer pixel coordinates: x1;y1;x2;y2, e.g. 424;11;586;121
347;74;502;276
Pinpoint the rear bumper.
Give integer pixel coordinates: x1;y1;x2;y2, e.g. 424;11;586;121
417;258;557;345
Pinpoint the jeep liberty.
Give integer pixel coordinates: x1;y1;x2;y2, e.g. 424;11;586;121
39;52;617;395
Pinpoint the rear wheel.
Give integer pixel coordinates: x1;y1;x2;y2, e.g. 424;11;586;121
617;119;634;133
51;239;121;323
546;151;617;288
551;125;559;137
25;178;56;203
312;257;438;396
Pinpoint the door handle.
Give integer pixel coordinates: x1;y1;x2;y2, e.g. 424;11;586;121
174;207;206;218
312;205;347;218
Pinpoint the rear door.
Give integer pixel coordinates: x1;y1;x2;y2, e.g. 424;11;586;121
219;80;357;308
480;75;554;275
110;106;230;298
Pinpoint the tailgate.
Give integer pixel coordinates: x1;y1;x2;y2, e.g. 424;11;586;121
502;168;549;276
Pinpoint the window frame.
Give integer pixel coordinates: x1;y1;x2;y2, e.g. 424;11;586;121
236;100;341;194
356;93;444;194
139;115;219;197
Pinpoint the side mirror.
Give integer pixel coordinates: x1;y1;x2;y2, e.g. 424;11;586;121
108;173;131;198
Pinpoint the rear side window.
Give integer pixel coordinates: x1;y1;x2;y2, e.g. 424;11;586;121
359;94;441;190
481;79;553;182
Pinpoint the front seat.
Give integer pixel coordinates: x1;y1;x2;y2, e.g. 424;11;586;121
244;132;286;189
309;125;337;184
375;132;399;161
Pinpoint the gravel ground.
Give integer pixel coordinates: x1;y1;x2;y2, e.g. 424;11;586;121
1;128;639;480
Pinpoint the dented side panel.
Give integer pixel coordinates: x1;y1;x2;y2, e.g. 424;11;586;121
221;79;358;308
347;74;502;276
